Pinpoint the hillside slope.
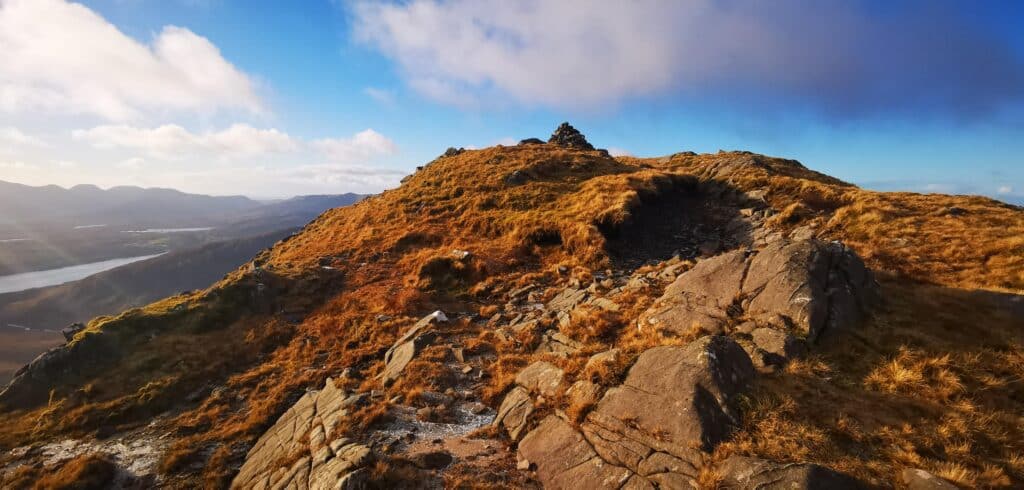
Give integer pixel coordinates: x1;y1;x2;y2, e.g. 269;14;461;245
0;126;1020;489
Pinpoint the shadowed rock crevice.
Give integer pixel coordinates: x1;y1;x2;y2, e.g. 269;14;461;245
600;178;757;269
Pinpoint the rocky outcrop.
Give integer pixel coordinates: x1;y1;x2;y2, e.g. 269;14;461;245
517;336;755;488
548;122;595;151
641;238;877;344
717;456;865;489
379;311;447;386
441;147;465;158
231;378;371;489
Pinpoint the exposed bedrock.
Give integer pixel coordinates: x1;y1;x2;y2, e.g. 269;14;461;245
640;238;878;345
231;378;372;490
517;336;754;489
505;237;877;488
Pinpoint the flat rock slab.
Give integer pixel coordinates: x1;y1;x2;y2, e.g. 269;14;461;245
493;386;534;441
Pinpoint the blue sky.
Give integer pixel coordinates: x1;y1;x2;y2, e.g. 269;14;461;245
0;0;1022;202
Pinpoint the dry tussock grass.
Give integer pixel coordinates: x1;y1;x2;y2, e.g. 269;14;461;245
30;453;116;490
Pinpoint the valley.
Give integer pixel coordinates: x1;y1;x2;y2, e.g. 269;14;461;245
0;191;365;386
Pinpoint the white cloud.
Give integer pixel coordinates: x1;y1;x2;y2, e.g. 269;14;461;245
0;126;45;147
997;185;1013;195
277;163;407;187
364;87;395;105
116;157;146;170
54;159;78;168
607;147;632;157
0;160;37;170
72;124;297;159
0;0;262;121
350;0;1024;117
313;129;398;163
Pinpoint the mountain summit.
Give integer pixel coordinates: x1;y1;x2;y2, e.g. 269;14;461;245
0;138;1021;489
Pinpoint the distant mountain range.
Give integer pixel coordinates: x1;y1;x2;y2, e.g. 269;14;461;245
0;180;365;229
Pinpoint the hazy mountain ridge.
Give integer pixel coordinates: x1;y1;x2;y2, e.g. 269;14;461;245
0;181;366;230
0;180;257;228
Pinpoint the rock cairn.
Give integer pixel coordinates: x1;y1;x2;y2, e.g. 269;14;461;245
548;122;595;150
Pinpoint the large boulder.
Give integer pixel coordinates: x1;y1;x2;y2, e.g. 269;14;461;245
641;239;877;343
231;378;371;489
518;336;755;488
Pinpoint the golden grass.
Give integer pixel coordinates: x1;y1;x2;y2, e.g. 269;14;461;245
27;453;116;490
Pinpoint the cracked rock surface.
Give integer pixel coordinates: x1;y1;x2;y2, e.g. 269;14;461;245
516;336;755;489
231;378;372;489
641;238;878;343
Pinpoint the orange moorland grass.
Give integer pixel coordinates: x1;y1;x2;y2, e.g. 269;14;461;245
5;453;119;490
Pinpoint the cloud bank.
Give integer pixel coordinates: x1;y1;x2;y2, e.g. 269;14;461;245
72;124;298;160
73;124;397;164
0;0;262;121
351;0;1024;118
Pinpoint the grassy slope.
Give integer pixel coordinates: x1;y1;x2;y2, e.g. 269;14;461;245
0;145;1020;488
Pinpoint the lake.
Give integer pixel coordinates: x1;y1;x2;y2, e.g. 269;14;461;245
0;253;166;294
121;227;213;233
